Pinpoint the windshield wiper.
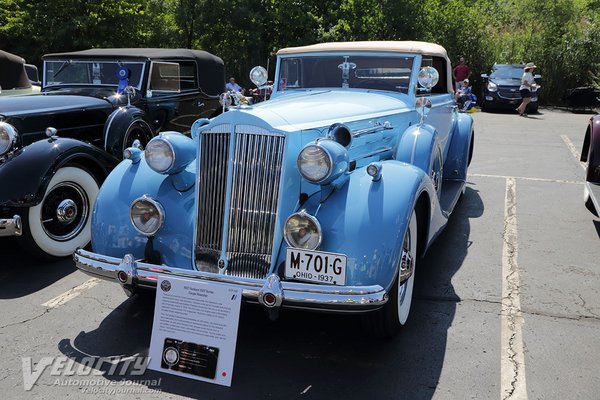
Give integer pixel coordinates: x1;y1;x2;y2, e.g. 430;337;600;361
53;60;72;79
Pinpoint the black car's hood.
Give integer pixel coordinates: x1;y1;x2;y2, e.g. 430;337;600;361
490;78;521;87
0;94;112;118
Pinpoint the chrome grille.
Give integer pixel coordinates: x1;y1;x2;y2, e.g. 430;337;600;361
226;125;285;278
195;124;285;279
196;124;230;270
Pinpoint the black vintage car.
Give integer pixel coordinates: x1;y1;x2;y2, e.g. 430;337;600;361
480;63;541;113
0;48;224;258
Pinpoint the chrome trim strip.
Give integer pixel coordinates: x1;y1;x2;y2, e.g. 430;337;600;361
351;121;393;137
0;215;22;237
74;249;387;312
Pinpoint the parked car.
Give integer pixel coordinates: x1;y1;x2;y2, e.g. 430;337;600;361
74;41;474;337
0;48;224;258
581;113;600;216
0;49;41;96
480;63;541;113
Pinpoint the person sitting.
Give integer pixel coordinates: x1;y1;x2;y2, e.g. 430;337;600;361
225;77;245;94
455;79;476;111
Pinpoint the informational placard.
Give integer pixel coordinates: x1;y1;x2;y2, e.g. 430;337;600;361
148;276;242;386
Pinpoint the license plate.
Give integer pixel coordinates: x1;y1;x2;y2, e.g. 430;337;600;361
285;248;347;286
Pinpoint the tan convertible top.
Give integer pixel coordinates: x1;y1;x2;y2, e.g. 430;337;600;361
277;41;448;58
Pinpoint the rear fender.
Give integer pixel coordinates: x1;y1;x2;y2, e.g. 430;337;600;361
443;113;474;180
0;137;117;208
275;161;440;290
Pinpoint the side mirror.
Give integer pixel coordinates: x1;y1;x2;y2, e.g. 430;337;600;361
481;73;489;79
534;74;542;79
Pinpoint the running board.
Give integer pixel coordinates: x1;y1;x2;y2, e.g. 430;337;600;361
439;180;466;217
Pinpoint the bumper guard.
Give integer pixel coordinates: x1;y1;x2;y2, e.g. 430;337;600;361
0;215;22;237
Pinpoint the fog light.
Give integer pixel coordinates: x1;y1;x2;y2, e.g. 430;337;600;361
284;211;322;250
485;96;493;101
130;195;165;236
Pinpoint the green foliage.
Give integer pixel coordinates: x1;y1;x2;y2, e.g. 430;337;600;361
1;0;599;102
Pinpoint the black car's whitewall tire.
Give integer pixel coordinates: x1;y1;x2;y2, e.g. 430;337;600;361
22;167;99;258
362;211;417;337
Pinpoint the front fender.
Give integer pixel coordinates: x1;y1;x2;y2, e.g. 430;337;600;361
90;157;196;269
276;161;437;290
0;137;117;208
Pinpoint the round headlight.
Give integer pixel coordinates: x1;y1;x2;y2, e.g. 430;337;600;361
145;137;175;173
130;196;165;236
297;145;332;183
487;81;498;92
0;122;18;156
284;211;322;250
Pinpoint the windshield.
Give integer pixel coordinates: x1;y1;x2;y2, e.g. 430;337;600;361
277;55;414;94
43;60;145;89
490;66;523;80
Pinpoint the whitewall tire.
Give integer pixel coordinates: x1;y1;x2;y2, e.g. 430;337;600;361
362;211;418;337
22;167;99;258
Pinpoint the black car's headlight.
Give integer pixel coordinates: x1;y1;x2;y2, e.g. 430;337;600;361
130;195;165;236
0;122;18;156
487;81;498;92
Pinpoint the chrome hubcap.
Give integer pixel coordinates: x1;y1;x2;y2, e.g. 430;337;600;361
41;182;89;242
56;199;78;224
399;229;414;283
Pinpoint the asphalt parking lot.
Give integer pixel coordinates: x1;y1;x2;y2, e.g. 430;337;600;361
1;108;599;400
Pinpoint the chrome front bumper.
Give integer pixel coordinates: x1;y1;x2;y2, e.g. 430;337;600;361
74;249;388;313
0;215;22;237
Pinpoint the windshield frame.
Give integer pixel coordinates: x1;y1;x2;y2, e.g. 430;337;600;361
42;59;147;90
273;51;417;96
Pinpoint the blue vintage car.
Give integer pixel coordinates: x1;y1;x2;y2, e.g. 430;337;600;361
75;41;474;337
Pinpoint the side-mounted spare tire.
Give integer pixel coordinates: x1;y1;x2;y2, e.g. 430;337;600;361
103;106;154;156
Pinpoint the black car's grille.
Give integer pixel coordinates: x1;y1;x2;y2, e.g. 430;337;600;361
195;124;285;279
497;88;522;100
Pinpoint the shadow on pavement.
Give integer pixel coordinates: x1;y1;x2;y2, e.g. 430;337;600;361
0;237;75;299
58;186;483;400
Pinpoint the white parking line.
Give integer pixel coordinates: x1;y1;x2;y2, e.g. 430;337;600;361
501;177;528;400
41;278;100;309
560;134;587;170
468;173;583;184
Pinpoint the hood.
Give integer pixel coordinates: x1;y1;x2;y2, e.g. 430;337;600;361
490;78;521;87
236;90;411;131
0;94;111;118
